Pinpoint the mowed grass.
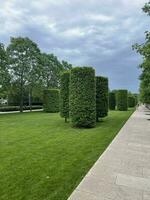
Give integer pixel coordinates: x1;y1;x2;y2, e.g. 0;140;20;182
0;109;134;200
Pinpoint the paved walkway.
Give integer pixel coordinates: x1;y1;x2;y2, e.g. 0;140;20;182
68;106;150;200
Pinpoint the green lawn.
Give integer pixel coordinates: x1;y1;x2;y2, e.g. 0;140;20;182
0;109;134;200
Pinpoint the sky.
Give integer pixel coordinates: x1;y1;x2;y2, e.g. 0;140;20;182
0;0;149;92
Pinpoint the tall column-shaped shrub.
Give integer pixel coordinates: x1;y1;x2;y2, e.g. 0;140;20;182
60;71;70;122
116;90;128;111
128;96;136;107
43;89;59;113
70;67;96;128
133;94;138;105
96;76;109;121
109;92;116;110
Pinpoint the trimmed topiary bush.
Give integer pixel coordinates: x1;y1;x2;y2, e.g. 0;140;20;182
128;96;136;108
60;71;70;122
70;67;96;128
133;94;138;106
43;89;59;113
96;76;109;121
116;90;128;111
109;92;116;110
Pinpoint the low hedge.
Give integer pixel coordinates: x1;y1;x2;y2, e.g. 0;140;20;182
0;105;43;112
43;89;60;113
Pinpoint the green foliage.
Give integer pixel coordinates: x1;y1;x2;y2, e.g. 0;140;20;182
0;43;10;91
60;71;70;122
128;96;136;107
109;92;116;110
133;2;150;104
7;37;41;112
39;53;63;88
61;60;72;70
133;93;139;105
96;76;108;120
140;80;150;103
43;89;59;113
116;90;128;111
0;37;73;110
70;67;96;128
142;1;150;15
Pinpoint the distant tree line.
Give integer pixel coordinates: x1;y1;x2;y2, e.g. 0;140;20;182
0;37;72;112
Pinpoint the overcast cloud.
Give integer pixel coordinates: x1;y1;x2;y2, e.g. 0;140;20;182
0;0;149;92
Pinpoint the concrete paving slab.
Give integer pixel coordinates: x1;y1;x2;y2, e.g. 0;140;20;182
116;173;150;191
68;189;99;200
68;106;150;200
143;191;150;200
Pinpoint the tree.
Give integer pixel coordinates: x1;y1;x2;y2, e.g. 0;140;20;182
96;76;109;121
70;67;96;128
7;37;41;112
60;71;70;122
133;2;150;104
39;53;64;89
43;89;60;113
116;90;128;111
61;60;72;70
0;43;10;99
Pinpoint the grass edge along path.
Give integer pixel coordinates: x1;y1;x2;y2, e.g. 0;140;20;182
0;109;134;200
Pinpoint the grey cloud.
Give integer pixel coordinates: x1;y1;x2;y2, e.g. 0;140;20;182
0;0;149;92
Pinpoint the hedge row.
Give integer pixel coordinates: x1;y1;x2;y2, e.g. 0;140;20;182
45;67;132;128
70;67;96;128
109;91;138;110
96;76;108;121
43;89;59;113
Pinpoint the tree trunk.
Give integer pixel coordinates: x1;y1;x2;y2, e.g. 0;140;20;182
65;117;67;123
20;76;23;113
20;89;23;112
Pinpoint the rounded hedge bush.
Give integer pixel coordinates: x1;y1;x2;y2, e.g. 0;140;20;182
116;90;128;111
43;89;59;113
70;67;96;128
109;92;116;110
128;96;135;107
60;71;70;122
96;76;109;121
